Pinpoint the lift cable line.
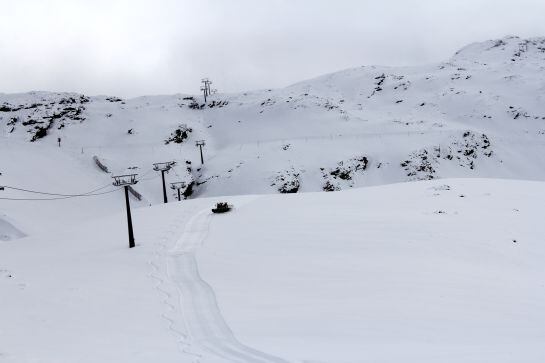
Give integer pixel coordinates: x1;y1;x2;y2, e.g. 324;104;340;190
138;174;161;183
0;187;121;201
138;167;156;179
1;183;113;197
112;174;138;248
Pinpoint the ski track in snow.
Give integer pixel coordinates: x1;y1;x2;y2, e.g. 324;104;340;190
160;206;290;363
148;208;200;361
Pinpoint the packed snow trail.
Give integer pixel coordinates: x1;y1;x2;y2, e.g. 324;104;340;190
168;208;290;363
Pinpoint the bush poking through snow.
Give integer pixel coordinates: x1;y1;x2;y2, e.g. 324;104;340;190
322;180;340;192
0;94;89;141
401;150;436;180
402;131;493;180
164;124;193;145
188;101;205;110
182;181;195;198
207;100;229;108
105;97;123;102
321;156;369;191
271;168;301;193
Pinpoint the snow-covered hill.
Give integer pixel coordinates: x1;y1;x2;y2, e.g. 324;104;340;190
1;36;545;363
1;178;544;362
1;37;544;195
1;35;545;237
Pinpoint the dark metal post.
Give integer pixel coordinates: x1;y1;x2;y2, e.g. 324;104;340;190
170;181;184;203
196;140;205;165
113;173;138;248
153;161;174;204
161;170;168;203
124;185;135;248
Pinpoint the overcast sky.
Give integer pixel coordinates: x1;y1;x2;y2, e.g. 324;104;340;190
1;0;545;97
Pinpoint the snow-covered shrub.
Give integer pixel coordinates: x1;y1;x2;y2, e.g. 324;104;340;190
182;181;195;198
322;180;340;192
271;168;300;193
321;156;369;191
183;99;228;109
174;161;196;199
188;101;205;110
0;94;89;141
0;104;20;112
401;150;436;180
401;131;493;180
164;124;193;144
105;96;123;102
7;116;19;126
207;100;229;108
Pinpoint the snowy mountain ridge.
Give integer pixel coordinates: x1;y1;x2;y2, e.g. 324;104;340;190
1;35;545;235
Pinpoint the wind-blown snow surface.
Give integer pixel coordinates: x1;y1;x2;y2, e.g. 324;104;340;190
1;179;544;362
1;36;545;236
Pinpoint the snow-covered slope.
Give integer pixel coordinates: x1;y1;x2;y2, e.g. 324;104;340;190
2;36;545;233
1;36;545;363
1;178;544;362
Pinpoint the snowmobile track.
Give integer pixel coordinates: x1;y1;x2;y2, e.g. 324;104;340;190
168;207;290;363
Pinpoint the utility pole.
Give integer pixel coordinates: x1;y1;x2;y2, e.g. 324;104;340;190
112;174;138;248
195;140;206;165
153;161;175;203
170;182;186;201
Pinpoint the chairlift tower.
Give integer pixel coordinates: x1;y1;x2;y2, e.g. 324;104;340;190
170;181;186;201
195;140;206;165
200;85;208;103
153;161;175;203
201;78;212;103
112;174;138;248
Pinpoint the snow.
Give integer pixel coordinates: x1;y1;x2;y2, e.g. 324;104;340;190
0;216;25;241
0;204;190;363
197;179;545;362
1;36;545;362
1;179;544;362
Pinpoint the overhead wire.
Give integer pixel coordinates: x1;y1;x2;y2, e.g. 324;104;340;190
0;166;160;201
1;183;113;197
139;167;155;179
0;187;122;201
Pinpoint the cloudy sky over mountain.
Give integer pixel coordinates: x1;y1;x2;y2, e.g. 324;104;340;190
2;0;545;97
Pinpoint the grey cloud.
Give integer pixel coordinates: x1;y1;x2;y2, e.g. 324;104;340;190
1;0;545;97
